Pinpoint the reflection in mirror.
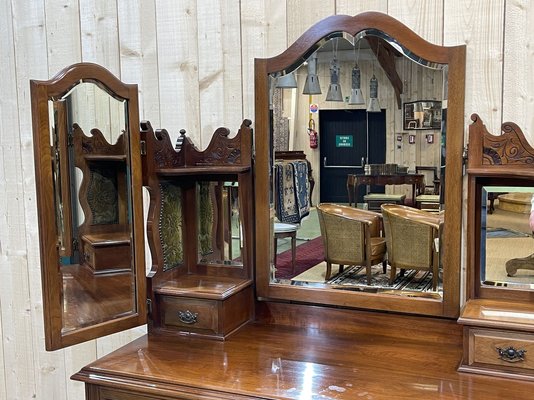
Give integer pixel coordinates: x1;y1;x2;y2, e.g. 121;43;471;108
481;186;534;289
269;31;446;297
49;82;136;334
198;181;243;266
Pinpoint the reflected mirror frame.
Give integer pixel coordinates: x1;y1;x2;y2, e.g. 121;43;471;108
480;185;534;289
30;63;146;350
254;12;466;318
472;178;534;302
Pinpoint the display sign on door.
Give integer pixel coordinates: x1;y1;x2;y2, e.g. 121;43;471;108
335;135;353;148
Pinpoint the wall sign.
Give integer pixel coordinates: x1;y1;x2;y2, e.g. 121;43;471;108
336;135;353;148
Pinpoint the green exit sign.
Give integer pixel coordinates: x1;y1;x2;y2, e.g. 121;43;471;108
336;135;353;148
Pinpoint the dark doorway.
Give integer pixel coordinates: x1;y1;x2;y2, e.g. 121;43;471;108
319;109;386;203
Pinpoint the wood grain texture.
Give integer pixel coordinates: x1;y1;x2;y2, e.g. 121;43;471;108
502;0;534;144
71;317;534;399
444;0;505;135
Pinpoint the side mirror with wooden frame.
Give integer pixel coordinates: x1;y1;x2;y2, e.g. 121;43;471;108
459;114;534;381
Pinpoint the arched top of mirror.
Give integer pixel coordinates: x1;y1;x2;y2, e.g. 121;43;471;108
33;62;136;102
260;12;463;75
254;12;466;318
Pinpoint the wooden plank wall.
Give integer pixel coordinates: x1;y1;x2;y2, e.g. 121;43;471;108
0;0;532;398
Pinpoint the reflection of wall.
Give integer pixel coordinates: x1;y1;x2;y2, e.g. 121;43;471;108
281;55;443;204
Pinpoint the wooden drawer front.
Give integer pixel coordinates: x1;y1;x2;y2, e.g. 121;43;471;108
82;241;131;272
162;296;218;333
100;387;164;400
470;329;534;370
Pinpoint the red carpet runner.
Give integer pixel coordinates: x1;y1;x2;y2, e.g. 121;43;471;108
275;236;324;280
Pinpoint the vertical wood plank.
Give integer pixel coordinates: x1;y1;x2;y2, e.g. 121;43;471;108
444;0;505;134
336;0;387;15
286;0;335;44
388;0;444;45
118;0;161;127
196;0;243;146
79;0;121;74
502;0;534;144
240;0;287;122
5;0;53;398
155;0;200;145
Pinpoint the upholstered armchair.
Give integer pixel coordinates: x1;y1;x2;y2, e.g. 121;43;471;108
381;204;442;290
316;203;387;283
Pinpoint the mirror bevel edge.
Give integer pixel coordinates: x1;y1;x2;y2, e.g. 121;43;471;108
254;12;466;318
30;63;147;350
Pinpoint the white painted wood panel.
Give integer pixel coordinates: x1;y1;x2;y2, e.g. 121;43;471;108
336;0;387;15
8;1;55;399
502;0;534;144
197;0;243;145
155;0;201;144
240;0;287;123
444;0;505;135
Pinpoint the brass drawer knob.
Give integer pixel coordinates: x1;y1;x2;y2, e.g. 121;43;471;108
178;310;198;325
496;346;526;363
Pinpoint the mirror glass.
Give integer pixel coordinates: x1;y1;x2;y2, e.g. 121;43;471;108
268;31;447;298
198;181;243;266
481;186;534;289
49;82;136;334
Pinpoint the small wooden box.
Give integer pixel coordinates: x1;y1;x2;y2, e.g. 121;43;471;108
81;232;131;274
156;275;253;340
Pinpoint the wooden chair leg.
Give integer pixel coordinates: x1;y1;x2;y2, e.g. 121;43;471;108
325;262;332;281
389;266;396;284
366;260;372;285
382;260;387;274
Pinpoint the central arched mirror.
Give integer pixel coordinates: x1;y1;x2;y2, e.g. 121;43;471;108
255;13;465;317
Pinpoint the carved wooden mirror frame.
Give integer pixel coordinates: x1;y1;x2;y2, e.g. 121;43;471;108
31;63;146;350
254;12;466;317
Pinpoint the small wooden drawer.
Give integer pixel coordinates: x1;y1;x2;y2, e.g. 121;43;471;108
468;328;534;371
81;233;131;273
161;296;218;334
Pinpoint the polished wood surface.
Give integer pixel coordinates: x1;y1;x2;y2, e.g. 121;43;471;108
347;173;424;205
73;313;534;399
254;12;465;318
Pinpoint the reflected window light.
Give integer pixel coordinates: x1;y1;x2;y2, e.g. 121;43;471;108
299;362;315;400
482;309;534;321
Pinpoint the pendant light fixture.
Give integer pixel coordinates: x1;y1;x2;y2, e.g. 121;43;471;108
276;72;298;88
367;41;381;112
326;39;343;101
349;41;365;105
303;52;321;95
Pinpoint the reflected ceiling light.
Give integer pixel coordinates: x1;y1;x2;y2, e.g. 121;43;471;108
366;74;381;112
367;43;381;112
326;39;343;102
302;53;321;95
349;66;365;105
276;72;298;88
349;42;365;105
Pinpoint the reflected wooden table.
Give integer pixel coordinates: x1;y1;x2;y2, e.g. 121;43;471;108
347;174;425;206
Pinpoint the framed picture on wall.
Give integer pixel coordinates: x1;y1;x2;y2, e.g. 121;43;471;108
403;100;442;130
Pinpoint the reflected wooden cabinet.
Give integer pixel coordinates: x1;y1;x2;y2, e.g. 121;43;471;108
459;114;534;381
30;63;254;349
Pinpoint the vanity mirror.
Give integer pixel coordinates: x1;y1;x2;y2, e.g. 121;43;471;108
255;12;466;317
31;63;146;350
459;114;534;380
